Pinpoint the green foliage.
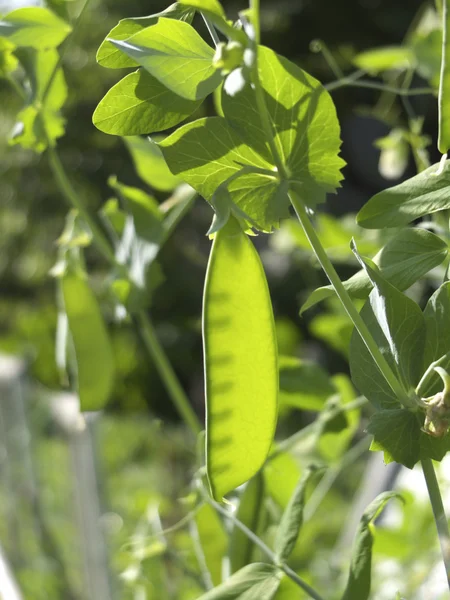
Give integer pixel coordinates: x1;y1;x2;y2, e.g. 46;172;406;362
61;269;115;411
279;356;336;411
352;46;414;73
0;7;71;49
203;218;278;500
341;492;402;600
438;0;450;153
124;136;180;191
196;563;282;600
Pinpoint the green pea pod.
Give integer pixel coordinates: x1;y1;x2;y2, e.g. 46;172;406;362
62;270;115;411
438;0;450;153
203;218;278;500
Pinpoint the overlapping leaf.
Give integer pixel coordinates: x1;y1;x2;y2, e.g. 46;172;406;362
124;136;180;191
0;7;71;49
196;563;281;600
160;46;344;231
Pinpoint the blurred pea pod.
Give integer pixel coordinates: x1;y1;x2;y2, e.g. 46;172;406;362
229;473;267;573
203;217;278;501
438;0;450;153
61;269;115;411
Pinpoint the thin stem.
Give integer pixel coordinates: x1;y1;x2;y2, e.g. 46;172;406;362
135;312;201;435
202;13;220;47
421;458;450;589
416;351;450;397
311;39;344;80
203;494;325;600
289;190;412;409
325;78;434;96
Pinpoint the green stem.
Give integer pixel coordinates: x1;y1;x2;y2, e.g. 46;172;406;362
135;312;201;435
421;458;450;590
289;189;412;408
48;145;201;435
202;13;220;47
203;494;325;600
325;78;434;96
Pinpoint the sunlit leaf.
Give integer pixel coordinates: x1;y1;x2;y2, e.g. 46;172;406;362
279;355;335;411
97;3;194;69
264;452;300;509
203;218;278;500
352;46;413;73
422;281;450;396
179;0;226;19
357;161;450;229
196;563;281;600
124;136;180;191
93;69;201;136
109;17;222;101
195;504;227;586
0;7;71;48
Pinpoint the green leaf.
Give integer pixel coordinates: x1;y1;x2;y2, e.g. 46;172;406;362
0;38;18;77
61;270;115;411
367;409;450;468
274;466;319;563
124;136;180;191
438;0;450;153
0;7;71;48
196;563;281;600
109;17;222;101
423;281;450;396
96;3;194;69
341;492;401;600
349;252;425;410
92;69;201;136
229;474;267;574
279;355;335;411
179;0;226;19
203;218;278;500
264;452;301;509
301;228;448;313
10;48;67;152
357;161;450;229
352;46;413;73
195;504;228;586
160;46;344;231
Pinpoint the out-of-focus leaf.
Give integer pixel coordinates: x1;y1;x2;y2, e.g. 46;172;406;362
279;355;335;411
0;7;71;48
109;18;222;101
195;563;281;600
195;504;227;586
341;492;402;600
124;136;180;192
97;3;194;69
0;37;17;76
179;0;226;19
264;452;300;510
353;46;413;73
61;270;115;411
229;473;266;574
93;69;201;136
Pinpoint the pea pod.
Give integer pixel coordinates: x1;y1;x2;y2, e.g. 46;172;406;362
62;270;115;411
438;0;450;153
203;218;278;500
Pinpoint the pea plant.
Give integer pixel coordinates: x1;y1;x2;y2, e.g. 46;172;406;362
3;0;450;597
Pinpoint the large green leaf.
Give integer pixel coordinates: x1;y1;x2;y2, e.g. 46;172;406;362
274;466;318;563
93;69;201;136
279;355;335;411
301;228;448;313
195;504;228;586
203;218;278;500
61;271;115;412
357;161;450;229
96;3;194;69
160;47;344;231
10;48;67;152
124;136;180;191
367;409;450;468
349;256;425;410
422;281;450;396
109;17;222;101
0;7;71;48
229;474;267;574
196;564;281;600
341;492;401;600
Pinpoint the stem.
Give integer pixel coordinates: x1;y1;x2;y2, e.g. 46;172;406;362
289;190;412;408
48;144;201;435
416;351;450;397
325;78;434;96
135;312;201;435
202;14;220;47
421;457;450;589
203;494;325;600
